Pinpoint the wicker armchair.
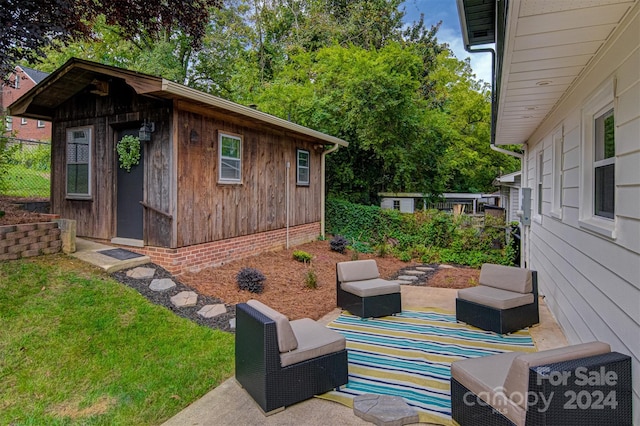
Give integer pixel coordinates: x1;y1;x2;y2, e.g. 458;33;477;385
235;301;348;414
451;342;632;425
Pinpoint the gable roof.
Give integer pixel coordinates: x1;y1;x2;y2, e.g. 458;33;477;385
8;58;348;147
457;0;637;145
17;66;49;84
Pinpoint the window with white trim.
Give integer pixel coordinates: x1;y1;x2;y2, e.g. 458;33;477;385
5;116;12;131
219;133;242;183
551;128;563;218
537;150;544;216
297;149;310;186
21;118;27;125
579;79;616;238
37;120;46;128
393;200;400;210
66;127;92;198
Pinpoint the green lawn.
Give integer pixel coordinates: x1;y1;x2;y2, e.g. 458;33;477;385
1;164;51;198
0;255;235;425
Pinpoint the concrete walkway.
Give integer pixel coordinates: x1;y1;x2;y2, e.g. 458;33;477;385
162;286;567;426
70;238;150;273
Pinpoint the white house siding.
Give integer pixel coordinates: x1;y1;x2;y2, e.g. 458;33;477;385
523;4;640;422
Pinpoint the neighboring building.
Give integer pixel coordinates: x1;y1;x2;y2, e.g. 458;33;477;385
493;170;521;223
2;66;51;141
458;1;639;422
9;58;348;274
379;192;499;214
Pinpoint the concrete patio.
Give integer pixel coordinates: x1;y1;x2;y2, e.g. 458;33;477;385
161;286;568;426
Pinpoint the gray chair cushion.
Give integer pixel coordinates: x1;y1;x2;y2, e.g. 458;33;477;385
457;285;534;310
280;318;346;367
503;341;611;410
247;300;298;353
479;264;532;294
337;259;379;283
341;278;401;297
451;352;526;426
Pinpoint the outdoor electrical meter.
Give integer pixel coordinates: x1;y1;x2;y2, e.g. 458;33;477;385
518;188;532;226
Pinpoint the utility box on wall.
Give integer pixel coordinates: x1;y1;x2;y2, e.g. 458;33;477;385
518;187;532;226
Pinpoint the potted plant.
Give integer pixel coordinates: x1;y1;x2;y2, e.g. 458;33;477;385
116;135;141;172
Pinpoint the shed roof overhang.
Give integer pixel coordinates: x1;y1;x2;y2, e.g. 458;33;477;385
457;0;637;146
8;58;348;147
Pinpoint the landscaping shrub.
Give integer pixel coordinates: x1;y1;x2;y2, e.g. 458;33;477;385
292;250;312;263
237;267;266;293
304;269;318;289
330;235;348;254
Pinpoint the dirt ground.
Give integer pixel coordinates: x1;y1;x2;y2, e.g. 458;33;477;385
2;198;480;321
181;240;480;320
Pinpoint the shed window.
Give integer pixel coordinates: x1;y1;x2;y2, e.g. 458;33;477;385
393;200;400;210
219;133;242;183
297;149;310;186
66;127;92;198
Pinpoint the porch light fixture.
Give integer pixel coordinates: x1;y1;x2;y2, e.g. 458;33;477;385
139;120;155;142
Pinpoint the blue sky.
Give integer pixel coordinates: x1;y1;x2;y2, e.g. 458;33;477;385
401;0;493;84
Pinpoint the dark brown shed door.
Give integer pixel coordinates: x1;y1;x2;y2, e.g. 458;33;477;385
116;128;144;240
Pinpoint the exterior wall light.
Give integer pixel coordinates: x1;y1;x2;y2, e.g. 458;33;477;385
139;120;155;142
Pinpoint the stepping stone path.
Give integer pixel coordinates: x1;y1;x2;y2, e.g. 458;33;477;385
171;291;198;308
197;304;227;318
353;394;419;426
397;275;419;281
439;264;454;269
126;266;156;279
416;266;434;272
404;270;425;275
149;278;176;292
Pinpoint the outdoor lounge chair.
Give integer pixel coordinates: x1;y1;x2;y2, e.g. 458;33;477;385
456;263;539;334
336;259;402;318
235;300;348;414
450;341;633;425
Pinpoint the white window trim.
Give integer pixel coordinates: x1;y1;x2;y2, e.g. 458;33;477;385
37;120;46;128
218;132;242;184
21;117;27;125
6;116;12;131
579;78;616;239
65;126;92;199
533;149;544;224
296;149;310;186
550;126;563;219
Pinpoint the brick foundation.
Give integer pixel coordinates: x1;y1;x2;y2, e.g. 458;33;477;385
0;222;62;261
131;222;321;275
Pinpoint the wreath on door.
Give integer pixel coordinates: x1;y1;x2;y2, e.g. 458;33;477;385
117;135;141;172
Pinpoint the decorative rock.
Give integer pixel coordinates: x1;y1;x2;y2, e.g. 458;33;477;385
229;318;236;329
127;267;156;279
149;278;176;292
170;291;198;308
197;304;227;318
390;280;412;285
415;267;435;272
397;275;419;281
439;264;454;269
404;270;425;275
353;394;419;426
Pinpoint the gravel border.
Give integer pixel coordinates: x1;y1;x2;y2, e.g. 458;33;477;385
111;263;236;333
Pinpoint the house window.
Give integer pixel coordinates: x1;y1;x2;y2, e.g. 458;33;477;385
594;108;615;219
21;118;27;125
551;128;563;218
66;127;92;198
537;150;544;216
13;74;19;89
297;149;310;186
37;120;45;128
219;133;242;183
393;200;400;210
6;116;12;131
579;79;616;238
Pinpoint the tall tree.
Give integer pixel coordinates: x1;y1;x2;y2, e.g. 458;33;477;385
0;0;220;78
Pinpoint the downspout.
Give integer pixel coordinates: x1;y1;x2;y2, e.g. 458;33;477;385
321;143;341;238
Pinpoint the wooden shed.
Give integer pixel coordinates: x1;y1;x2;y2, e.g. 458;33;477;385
9;58;348;274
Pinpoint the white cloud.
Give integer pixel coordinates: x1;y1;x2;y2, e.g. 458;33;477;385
437;26;494;85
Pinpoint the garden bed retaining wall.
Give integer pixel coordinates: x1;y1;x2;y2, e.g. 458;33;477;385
0;222;62;261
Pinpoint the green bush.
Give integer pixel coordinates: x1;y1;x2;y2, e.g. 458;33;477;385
292;250;312;263
304;268;318;289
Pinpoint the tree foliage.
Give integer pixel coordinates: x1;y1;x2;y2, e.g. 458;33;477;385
0;0;220;78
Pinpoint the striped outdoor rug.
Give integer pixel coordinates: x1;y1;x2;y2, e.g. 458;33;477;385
319;307;536;425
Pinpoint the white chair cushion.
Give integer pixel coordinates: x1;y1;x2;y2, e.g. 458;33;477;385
341;279;401;297
246;300;298;353
457;285;534;310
